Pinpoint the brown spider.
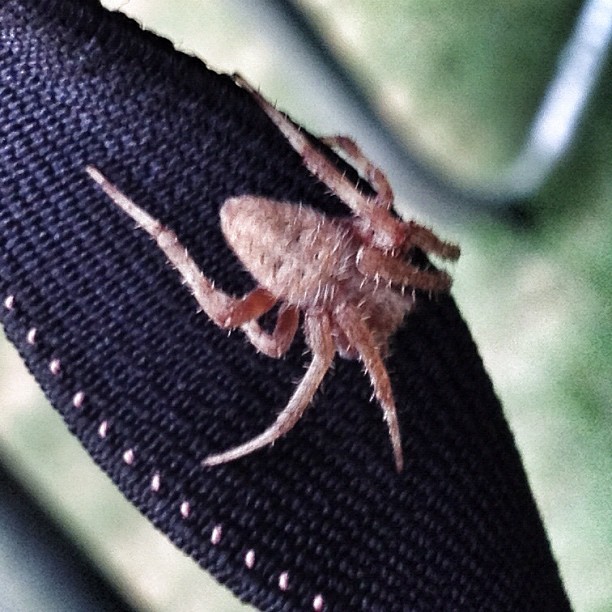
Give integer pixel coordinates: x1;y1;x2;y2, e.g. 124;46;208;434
86;78;459;472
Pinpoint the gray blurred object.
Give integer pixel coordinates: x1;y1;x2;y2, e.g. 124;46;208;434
232;0;612;214
500;0;612;197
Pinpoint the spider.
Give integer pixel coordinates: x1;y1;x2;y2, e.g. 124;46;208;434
86;77;459;472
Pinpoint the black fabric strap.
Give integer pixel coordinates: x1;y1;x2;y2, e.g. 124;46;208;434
0;1;571;610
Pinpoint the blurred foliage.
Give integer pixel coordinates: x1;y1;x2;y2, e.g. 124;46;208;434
297;0;584;182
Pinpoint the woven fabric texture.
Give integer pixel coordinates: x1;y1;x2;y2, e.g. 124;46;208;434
0;1;571;610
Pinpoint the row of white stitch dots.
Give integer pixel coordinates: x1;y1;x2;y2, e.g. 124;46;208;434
3;294;86;408
145;468;324;607
3;292;326;610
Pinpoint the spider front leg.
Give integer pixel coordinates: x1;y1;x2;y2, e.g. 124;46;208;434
318;135;394;210
356;245;452;293
233;75;404;252
334;303;403;472
318;136;460;260
86;166;277;329
203;312;335;466
404;221;461;261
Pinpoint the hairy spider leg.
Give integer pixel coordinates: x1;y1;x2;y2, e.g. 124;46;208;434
318;135;394;209
85;166;276;328
334;303;403;472
242;305;300;358
318;137;459;261
203;312;335;466
314;134;460;260
356;246;452;293
405;221;461;261
233;74;404;252
318;135;460;261
235;75;460;260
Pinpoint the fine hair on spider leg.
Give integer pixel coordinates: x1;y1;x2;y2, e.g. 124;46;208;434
86;82;458;471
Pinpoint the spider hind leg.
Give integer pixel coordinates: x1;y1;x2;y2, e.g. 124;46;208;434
86;166;278;329
334;304;404;472
202;313;335;466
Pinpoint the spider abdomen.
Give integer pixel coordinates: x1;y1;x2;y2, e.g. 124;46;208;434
221;196;357;308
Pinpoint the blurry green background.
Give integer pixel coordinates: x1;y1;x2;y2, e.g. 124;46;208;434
0;1;610;610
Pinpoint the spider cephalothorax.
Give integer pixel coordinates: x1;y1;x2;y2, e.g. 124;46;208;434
86;77;459;472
